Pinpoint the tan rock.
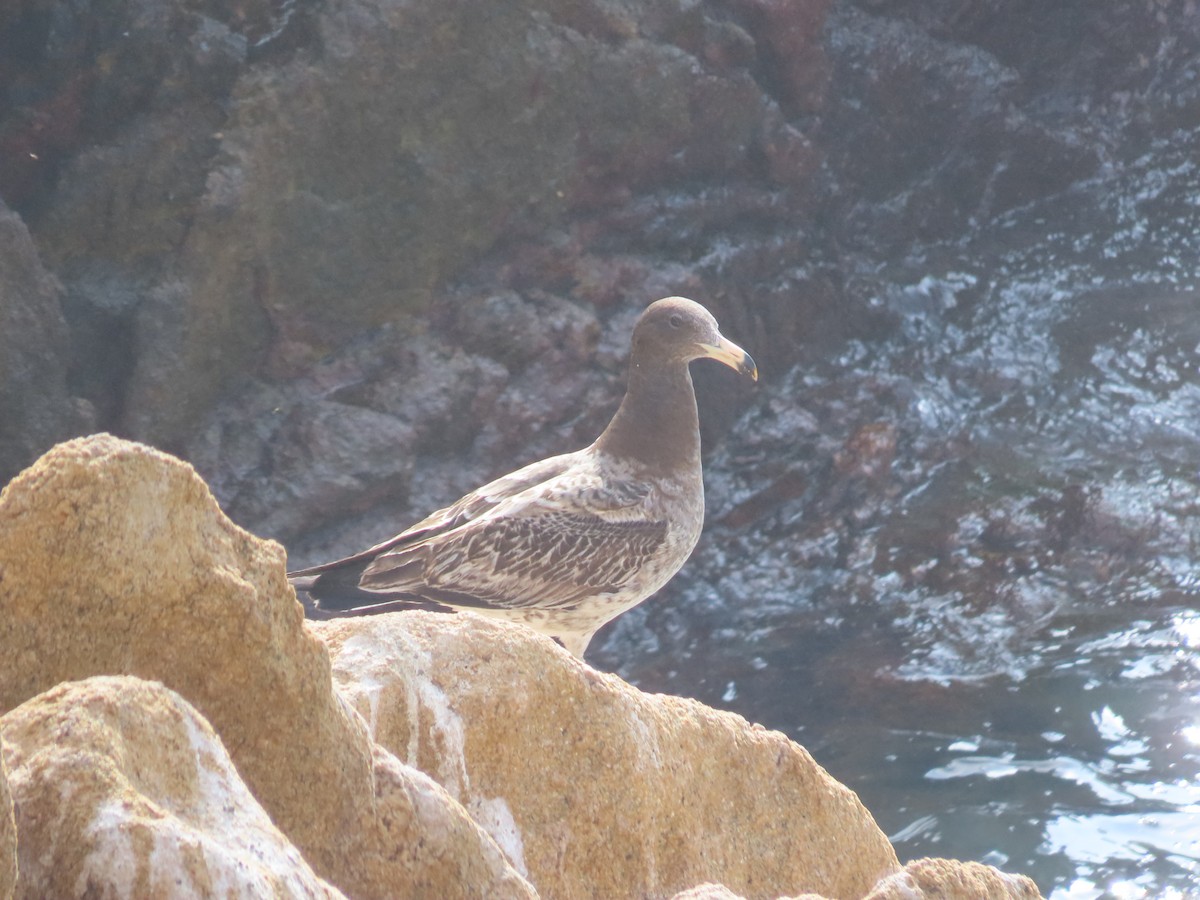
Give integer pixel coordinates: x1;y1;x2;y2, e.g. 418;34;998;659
0;732;14;900
864;857;1043;899
671;887;835;900
0;434;1046;900
671;885;749;900
1;676;344;899
0;435;534;899
314;612;902;900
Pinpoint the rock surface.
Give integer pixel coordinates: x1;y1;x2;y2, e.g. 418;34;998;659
0;201;92;486
0;733;13;900
315;612;899;899
0;434;534;899
1;676;344;899
670;886;755;900
3;1;1197;891
0;434;1045;897
864;858;1042;899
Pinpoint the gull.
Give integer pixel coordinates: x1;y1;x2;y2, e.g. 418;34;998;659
288;297;757;657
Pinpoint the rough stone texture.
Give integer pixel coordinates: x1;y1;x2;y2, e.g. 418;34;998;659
2;2;1197;891
667;860;1043;900
0;202;92;486
3;0;1194;579
0;434;1050;897
670;886;755;900
0;733;13;900
863;857;1042;899
1;676;345;899
824;3;1100;247
9;0;783;451
0;434;534;900
314;612;901;899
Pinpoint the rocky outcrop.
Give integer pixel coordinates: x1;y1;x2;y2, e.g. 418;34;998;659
0;202;92;487
0;434;535;899
0;434;1044;897
0;733;13;900
667;859;1043;900
1;677;345;899
864;858;1042;900
315;612;898;899
671;886;755;900
7;0;792;453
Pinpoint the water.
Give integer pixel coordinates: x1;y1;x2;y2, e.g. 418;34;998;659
597;126;1200;897
609;607;1200;897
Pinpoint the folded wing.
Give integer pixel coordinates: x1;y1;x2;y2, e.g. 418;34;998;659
288;450;667;614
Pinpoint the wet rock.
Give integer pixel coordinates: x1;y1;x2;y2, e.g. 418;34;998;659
1;677;345;899
4;0;818;455
0;733;12;900
0;434;534;899
11;0;263;449
728;0;833;114
0;202;91;486
0;0;254;208
314;612;901;899
863;857;1042;899
217;398;418;543
449;290;600;374
825;5;1100;247
133;0;779;450
852;0;1200;133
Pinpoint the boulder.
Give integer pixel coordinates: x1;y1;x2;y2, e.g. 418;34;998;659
667;861;1042;900
0;434;533;899
314;612;900;899
0;434;1045;898
863;857;1042;899
1;676;343;899
0;733;13;900
670;886;759;900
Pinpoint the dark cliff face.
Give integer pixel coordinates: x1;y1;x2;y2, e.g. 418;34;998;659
2;0;1198;653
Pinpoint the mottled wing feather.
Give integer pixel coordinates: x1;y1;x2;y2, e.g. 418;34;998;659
357;469;667;611
286;452;581;579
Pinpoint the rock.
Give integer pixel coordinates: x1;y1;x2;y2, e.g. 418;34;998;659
1;676;344;899
0;434;1048;896
5;0;797;452
17;0;263;450
668;858;1043;900
0;202;91;486
108;0;775;448
670;885;751;900
0;733;14;900
863;857;1042;899
668;886;830;900
0;434;534;899
216;398;418;543
313;612;901;899
825;5;1100;246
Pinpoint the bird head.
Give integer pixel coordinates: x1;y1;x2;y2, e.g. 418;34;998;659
633;297;758;381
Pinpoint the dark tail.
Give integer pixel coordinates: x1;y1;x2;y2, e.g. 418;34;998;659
289;558;452;618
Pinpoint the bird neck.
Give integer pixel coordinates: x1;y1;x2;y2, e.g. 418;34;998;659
594;360;701;472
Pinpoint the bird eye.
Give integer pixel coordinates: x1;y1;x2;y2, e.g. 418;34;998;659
669;314;683;328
